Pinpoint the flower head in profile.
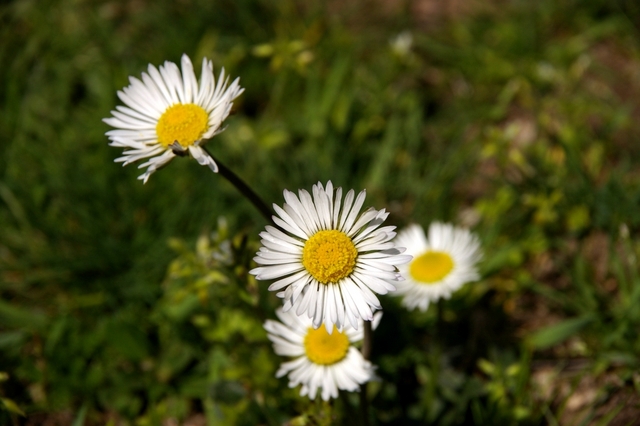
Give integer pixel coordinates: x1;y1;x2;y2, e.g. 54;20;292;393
264;308;380;401
393;222;482;312
250;181;410;332
103;54;244;183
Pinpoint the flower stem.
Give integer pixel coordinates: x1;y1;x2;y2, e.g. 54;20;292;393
361;320;372;359
202;147;273;223
359;320;372;426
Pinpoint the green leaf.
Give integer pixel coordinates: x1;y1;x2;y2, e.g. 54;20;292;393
1;397;25;416
527;315;594;349
0;300;47;331
0;331;27;350
104;320;149;361
71;404;87;426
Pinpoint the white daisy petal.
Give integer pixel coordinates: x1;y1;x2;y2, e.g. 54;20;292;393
195;59;211;105
283;190;317;235
357;258;399;272
290;278;312;307
338;189;355;230
254;251;300;263
355;265;400;282
162;60;184;103
313;182;332;230
332;187;343;228
324;283;339;332
147;63;176;106
341;190;367;233
262;225;305;247
251;263;305;280
108;109;154;127
299;189;323;233
296;284;318;319
339;283;362;329
260;238;302;255
347;208;381;238
349;274;383;309
267;270;309;292
187;145;218;172
343;277;374;321
283;202;316;237
272;205;309;240
180;54;198;103
311;283;326;329
103;54;243;183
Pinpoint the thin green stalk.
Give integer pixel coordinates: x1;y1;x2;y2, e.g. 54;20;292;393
202;146;273;224
360;320;372;426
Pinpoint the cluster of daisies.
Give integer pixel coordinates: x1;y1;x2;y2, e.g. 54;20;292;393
103;54;483;402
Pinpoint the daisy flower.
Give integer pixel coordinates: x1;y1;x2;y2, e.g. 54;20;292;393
264;308;381;401
103;54;244;183
250;181;410;333
393;222;482;312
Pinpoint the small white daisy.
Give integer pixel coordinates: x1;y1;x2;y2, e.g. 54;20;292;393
103;54;244;183
264;308;381;401
250;181;410;333
393;222;482;312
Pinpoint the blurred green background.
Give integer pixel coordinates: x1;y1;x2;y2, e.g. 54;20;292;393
2;0;640;424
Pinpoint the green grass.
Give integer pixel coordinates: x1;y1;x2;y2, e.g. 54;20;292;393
2;0;640;424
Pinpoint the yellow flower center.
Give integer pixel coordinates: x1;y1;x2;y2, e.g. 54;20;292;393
156;103;209;148
304;326;350;365
409;251;454;284
302;230;357;283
